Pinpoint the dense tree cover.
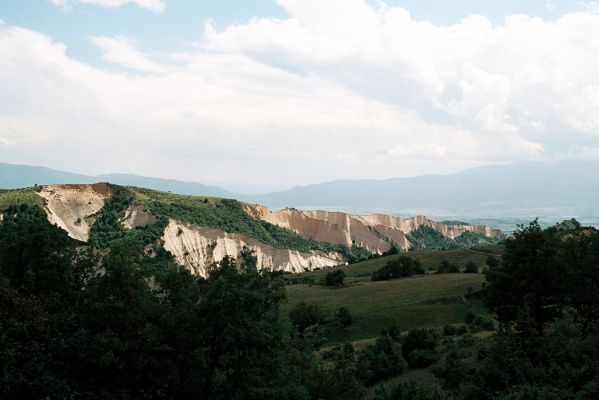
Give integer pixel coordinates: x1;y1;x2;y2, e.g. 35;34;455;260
2;204;598;399
426;221;599;399
0;205;321;399
371;256;425;281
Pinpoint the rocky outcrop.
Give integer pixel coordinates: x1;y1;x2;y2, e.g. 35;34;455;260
245;205;394;253
37;183;112;242
119;204;157;229
357;214;502;239
162;219;343;277
246;206;502;254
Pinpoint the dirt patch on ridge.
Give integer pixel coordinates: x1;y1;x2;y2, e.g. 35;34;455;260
37;183;112;242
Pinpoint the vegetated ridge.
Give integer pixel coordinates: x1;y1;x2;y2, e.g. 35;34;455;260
0;183;502;277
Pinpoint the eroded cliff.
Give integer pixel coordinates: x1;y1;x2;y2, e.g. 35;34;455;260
162;219;343;277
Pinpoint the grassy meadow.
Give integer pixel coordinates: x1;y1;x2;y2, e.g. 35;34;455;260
283;246;502;344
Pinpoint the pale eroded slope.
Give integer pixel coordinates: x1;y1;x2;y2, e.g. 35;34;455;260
162;219;343;277
37;183;112;241
246;206;502;254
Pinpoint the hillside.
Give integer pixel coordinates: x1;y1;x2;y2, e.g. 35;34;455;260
0;183;502;277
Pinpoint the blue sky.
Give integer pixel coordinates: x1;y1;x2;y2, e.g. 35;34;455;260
0;0;591;68
1;0;599;192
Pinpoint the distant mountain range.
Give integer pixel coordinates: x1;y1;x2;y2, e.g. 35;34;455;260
249;161;599;218
2;161;598;218
0;163;237;198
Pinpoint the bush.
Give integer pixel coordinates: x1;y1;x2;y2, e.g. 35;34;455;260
463;261;479;273
436;260;460;274
371;256;424;281
289;302;325;333
388;379;450;400
402;328;441;368
471;315;495;331
443;324;468;336
337;307;352;326
320;269;346;287
304;324;327;349
356;335;407;385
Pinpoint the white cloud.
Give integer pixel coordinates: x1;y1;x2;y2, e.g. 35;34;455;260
90;36;167;73
51;0;165;12
2;1;599;187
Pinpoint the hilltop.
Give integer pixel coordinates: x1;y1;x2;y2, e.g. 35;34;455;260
0;183;502;277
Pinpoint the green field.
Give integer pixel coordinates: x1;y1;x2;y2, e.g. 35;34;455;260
0;187;43;211
285;272;488;344
289;245;504;282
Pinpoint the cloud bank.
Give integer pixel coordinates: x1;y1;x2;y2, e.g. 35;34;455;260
2;0;599;188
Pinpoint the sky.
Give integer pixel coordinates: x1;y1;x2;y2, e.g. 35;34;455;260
1;0;599;193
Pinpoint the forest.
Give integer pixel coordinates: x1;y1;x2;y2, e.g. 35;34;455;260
1;204;598;399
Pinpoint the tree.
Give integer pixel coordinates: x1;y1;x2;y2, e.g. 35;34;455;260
371;257;424;281
402;328;441;368
356;335;407;384
289;302;325;333
485;220;567;333
320;269;346;287
337;307;352;326
463;261;479;273
239;245;257;271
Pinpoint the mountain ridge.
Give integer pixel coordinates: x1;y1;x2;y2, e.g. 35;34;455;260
2;161;598;218
0;183;502;277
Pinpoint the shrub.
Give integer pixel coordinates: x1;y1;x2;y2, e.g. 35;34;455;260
371;256;424;281
304;324;327;349
436;260;460;274
356;335;407;385
443;324;468;336
402;328;441;368
320;269;346;287
289;302;325;333
337;307;352;326
463;261;479;273
389;379;450;400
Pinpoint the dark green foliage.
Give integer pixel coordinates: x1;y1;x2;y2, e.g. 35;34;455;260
408;225;499;250
381;379;450;400
486;255;500;268
356;335;407;385
443;324;468;336
239;245;257;271
463;261;479;273
320;269;346;287
402;328;441;368
0;206;318;399
304;324;327;349
437;259;460;274
0;204;76;295
88;185;168;255
485;220;568;332
289;302;326;333
469;315;495;332
337;307;352;326
371;256;425;281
